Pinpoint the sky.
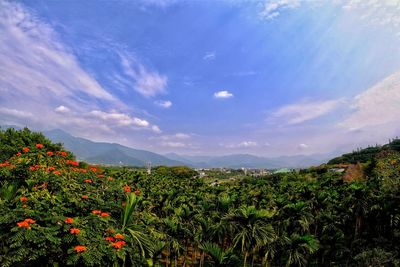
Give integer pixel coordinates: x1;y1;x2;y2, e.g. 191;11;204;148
1;0;400;157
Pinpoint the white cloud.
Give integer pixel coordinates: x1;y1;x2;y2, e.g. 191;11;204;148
214;90;234;99
174;133;191;139
119;53;168;98
154;100;172;108
0;1;117;108
155;132;191;141
259;0;301;20
341;0;400;29
298;143;308;149
339;70;400;130
161;141;186;148
54;105;70;114
89;110;150;127
203;52;216;61
152;125;162;133
0;2;163;143
223;141;258;148
270;99;343;125
0;107;33;119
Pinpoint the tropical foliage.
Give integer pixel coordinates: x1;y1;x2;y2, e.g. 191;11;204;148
1;128;400;266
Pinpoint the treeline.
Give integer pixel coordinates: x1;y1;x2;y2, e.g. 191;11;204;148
328;138;400;164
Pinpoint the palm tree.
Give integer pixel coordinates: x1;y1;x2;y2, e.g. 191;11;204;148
120;193;152;265
199;242;239;266
223;206;277;266
283;234;319;267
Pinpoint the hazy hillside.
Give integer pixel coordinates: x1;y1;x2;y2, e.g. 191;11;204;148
44;129;185;167
0;126;337;168
165;152;336;169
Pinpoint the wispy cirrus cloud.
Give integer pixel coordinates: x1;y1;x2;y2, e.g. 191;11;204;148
259;0;301;20
339;70;400;131
154;100;172;108
0;1;161;139
269;99;344;125
119;53;168;98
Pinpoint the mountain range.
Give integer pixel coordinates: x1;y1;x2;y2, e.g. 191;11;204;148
1;126;339;168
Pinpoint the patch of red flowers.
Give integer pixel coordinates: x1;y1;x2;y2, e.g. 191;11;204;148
29;165;41;171
64;217;74;224
81;195;89;199
114;234;124;239
105;236;115;242
92;210;102;215
70;228;80;235
23;147;29;153
53;171;61;175
123;185;131;193
0;161;10;167
20;197;28;202
46;151;54;156
35;144;44;149
66;160;79;166
47;166;56;172
17;218;36;229
56;151;68;157
100;212;110;217
111;241;126;249
74;245;87;253
84;179;93;183
16;152;21;157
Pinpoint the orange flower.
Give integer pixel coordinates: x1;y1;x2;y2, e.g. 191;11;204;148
56;151;68;157
24;218;36;224
70;228;80;234
92;210;101;215
35;144;44;149
114;234;124;240
105;236;115;242
16;152;22;157
111;241;126;249
81;195;89;199
47;151;54;156
84;179;93;183
74;245;87;253
17;221;30;229
20;197;28;202
90;167;97;173
64;217;74;224
53;171;61;175
123;185;131;193
0;161;10;167
100;212;110;217
66;160;79;166
17;218;35;229
23;147;29;153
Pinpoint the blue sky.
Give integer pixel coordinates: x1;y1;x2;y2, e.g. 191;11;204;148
1;0;400;156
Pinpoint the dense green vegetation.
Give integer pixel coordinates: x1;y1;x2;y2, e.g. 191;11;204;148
1;128;400;266
328;138;400;165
